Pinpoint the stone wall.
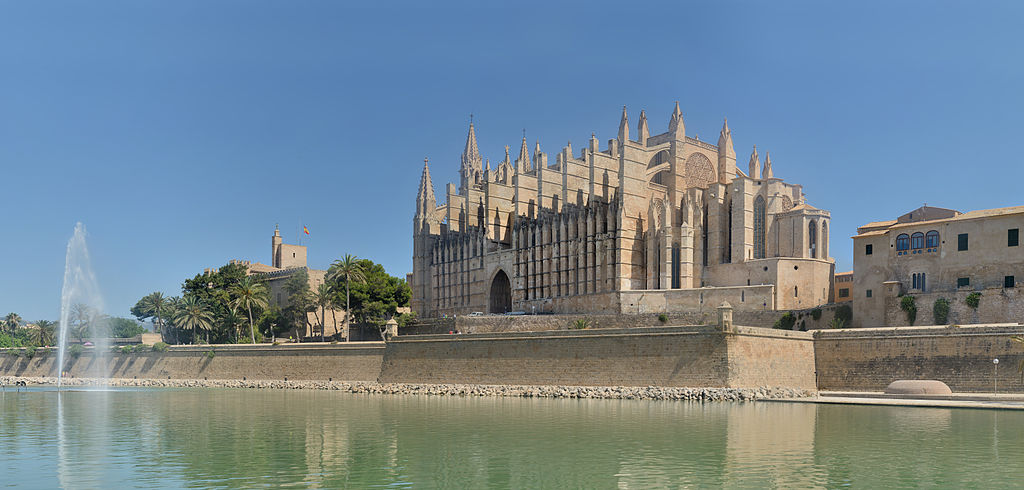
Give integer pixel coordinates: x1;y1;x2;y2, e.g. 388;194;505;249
813;324;1024;392
0;343;385;381
378;326;816;389
403;311;784;336
884;287;1024;327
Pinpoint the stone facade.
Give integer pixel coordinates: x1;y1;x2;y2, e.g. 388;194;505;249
220;228;346;338
853;205;1024;327
411;104;834;318
831;270;853;303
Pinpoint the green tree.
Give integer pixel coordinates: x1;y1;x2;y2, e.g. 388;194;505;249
327;255;367;341
132;292;168;341
3;312;22;333
107;317;147;338
283;269;313;340
174;295;215;344
32;320;57;346
230;276;269;344
900;295;917;325
222;306;247;343
70;303;95;342
163;296;183;344
933;298;951;325
311;283;334;342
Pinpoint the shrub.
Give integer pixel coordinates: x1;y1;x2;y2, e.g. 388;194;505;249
966;292;981;309
151;342;169;352
658;313;668;324
811;308;823;321
119;345;133;354
25;346;37;359
68;344;84;359
773;312;796;330
205;350;216;359
570;318;592;330
828;317;846;329
900;295;917;325
834;304;853;327
933;298;951;324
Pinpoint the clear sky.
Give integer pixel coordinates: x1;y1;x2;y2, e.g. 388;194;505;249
2;1;1023;322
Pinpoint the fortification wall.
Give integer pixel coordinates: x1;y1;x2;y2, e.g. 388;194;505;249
378;326;816;389
884;287;1024;327
0;344;384;382
813;324;1024;392
403;311;784;336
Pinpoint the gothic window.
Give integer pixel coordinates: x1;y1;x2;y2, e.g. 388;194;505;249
725;199;733;263
808;220;818;258
753;196;766;259
911;232;924;250
926;230;939;248
702;203;709;266
821;221;829;258
896;234;910;251
685;153;717;189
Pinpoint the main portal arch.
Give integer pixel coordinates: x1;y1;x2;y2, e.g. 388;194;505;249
489;269;512;314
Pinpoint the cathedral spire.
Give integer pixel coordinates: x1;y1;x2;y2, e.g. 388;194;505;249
618;105;629;143
637;109;650;145
516;134;531;173
748;145;761;179
460;118;483;190
717;119;734;156
416;157;436;216
668;101;685;140
763;151;774;178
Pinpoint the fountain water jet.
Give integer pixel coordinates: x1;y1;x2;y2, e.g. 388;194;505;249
57;223;106;387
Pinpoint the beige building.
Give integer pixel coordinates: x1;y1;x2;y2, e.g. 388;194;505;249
852;205;1024;327
411;103;834;318
831;271;853;303
221;228;346;338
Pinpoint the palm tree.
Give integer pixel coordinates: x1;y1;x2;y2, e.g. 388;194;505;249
174;295;214;344
164;296;183;344
3;312;22;333
70;304;92;342
328;255;366;341
143;292;167;342
311;283;334;342
223;306;246;343
33;320;56;346
230;276;269;344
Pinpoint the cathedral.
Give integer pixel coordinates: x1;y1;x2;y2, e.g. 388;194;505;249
411;103;833;318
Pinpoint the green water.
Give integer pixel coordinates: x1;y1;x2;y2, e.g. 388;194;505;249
2;388;1023;488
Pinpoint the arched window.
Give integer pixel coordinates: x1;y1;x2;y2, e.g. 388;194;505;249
911;232;924;249
821;221;829;258
754;196;766;259
926;230;940;248
648;149;671;169
896;234;910;251
808;220;818;258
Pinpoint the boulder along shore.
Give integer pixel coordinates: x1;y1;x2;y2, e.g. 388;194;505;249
1;376;813;401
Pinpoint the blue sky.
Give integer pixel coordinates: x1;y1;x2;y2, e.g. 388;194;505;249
2;1;1022;322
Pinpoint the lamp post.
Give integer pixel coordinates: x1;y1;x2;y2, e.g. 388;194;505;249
993;358;1000;395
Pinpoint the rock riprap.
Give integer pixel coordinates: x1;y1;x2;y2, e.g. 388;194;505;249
0;376;813;401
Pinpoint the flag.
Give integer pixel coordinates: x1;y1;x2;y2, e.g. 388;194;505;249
303;226;310;235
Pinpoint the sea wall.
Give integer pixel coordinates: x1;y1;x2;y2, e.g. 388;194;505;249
813;324;1024;392
0;343;385;382
403;311;784;336
379;326;816;390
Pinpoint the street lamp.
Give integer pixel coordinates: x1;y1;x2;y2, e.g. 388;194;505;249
993;358;1000;395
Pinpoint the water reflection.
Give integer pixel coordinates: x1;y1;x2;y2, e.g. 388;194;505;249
4;389;1024;488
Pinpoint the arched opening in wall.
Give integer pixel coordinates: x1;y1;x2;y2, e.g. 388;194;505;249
489;270;512;314
477;204;484;229
754;196;766;259
702;202;709;266
821;221;829;258
808;220;818;258
648;149;671;169
725;199;733;263
650;170;669;185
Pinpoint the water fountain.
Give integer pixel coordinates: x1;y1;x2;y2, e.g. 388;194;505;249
57;223;106;387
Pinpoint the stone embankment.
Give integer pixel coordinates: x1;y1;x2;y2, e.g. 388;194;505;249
0;376;812;402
